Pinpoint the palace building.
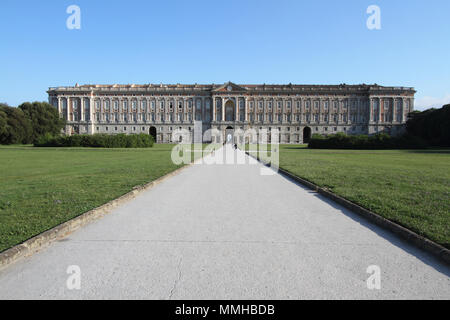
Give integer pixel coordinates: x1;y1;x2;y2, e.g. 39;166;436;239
47;82;415;144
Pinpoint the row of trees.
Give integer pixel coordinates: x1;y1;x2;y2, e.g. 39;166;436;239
0;102;65;145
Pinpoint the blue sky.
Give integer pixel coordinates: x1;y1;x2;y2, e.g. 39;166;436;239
1;0;449;110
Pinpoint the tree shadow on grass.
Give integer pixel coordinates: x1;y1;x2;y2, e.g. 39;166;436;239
282;146;309;150
278;172;450;277
404;149;450;154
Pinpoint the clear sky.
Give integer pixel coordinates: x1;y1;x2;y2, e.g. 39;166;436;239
1;0;449;110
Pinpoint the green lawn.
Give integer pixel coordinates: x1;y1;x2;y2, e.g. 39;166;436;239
273;145;449;248
0;144;206;252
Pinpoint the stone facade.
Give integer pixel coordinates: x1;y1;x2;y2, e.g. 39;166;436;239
47;82;415;144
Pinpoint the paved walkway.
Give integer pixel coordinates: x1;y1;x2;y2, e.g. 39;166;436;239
0;145;448;299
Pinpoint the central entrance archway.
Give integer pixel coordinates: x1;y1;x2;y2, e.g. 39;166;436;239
149;126;157;143
225;126;234;144
303;127;311;144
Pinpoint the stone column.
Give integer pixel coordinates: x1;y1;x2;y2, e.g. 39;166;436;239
212;98;216;122
400;98;405;123
89;96;94;122
66;97;70;121
222;98;225;121
235;97;239;122
57;97;62;117
378;98;382;123
245;97;248;122
192;97;196;122
80;97;84;122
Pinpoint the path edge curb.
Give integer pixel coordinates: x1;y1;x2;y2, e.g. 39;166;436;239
245;150;450;265
0;159;199;271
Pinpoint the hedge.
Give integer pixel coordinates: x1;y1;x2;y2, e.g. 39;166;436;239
308;132;428;149
34;133;154;148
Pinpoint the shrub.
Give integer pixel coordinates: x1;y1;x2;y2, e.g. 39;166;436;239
34;133;154;148
308;133;428;149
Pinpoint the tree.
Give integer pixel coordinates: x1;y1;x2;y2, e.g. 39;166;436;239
0;104;33;144
0;107;8;138
19;102;65;142
406;104;450;146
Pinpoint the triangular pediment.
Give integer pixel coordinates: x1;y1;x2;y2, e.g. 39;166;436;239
213;82;247;93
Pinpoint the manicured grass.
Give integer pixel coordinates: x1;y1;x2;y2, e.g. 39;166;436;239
0;144;205;252
274;145;449;248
